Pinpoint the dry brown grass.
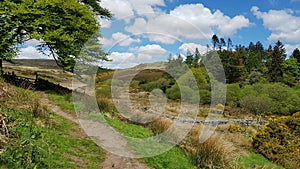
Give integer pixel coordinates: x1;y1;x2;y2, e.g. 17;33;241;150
180;125;239;169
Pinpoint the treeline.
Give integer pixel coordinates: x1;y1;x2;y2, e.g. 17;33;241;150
184;34;300;85
133;35;300;116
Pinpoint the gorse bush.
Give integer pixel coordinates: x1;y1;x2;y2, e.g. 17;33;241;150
252;115;300;169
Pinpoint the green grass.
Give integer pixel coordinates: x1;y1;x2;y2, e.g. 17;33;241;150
238;150;284;169
88;114;195;169
291;85;300;91
46;91;75;114
0;109;105;169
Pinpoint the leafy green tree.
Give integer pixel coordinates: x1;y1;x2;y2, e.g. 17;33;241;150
291;48;300;64
0;0;111;72
184;49;193;67
267;41;286;82
193;48;200;67
283;57;299;77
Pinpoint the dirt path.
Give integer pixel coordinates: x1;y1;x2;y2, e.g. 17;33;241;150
40;93;151;169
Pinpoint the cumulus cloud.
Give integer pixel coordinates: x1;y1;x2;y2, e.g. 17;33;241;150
100;0;165;23
102;44;168;68
17;46;51;59
135;44;168;61
100;0;134;23
285;44;300;56
126;3;250;44
179;43;210;55
102;52;137;68
137;44;167;54
100;32;141;48
251;6;300;43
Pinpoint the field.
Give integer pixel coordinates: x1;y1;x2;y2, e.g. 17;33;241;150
1;59;299;169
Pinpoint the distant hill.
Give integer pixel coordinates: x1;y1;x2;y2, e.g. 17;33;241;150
8;59;60;70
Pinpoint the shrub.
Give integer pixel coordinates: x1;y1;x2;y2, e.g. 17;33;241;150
140;77;171;93
228;124;244;133
199;89;211;104
240;95;272;115
226;83;241;107
252;115;300;169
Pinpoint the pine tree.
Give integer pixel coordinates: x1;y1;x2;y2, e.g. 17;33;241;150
267;41;286;82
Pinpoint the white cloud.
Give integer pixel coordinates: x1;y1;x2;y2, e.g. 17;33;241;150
137;44;167;55
126;3;250;44
285;44;300;56
179;43;210;55
112;32;141;46
100;32;141;48
128;0;165;17
100;0;165;23
17;46;51;59
100;0;134;23
251;6;300;43
135;44;168;61
102;52;138;68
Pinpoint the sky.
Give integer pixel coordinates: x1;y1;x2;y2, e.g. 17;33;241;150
18;0;300;69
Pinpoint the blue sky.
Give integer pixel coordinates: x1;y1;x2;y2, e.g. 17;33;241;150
18;0;300;69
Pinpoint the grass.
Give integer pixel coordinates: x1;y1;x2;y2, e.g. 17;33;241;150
237;150;284;169
89;114;195;169
0;87;105;168
0;109;105;169
46;91;75;114
43;89;286;169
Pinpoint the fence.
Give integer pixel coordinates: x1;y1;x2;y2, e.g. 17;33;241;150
2;71;71;95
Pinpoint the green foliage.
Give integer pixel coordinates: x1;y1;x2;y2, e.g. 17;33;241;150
140;77;172;93
240;95;272;115
291;48;300;64
47;92;75;114
0;0;111;71
237;150;284;169
0;107;105;168
245;70;263;85
252;115;300;169
267;41;286;82
226;83;241;107
199;89;211;104
283;57;299;77
239;83;300;115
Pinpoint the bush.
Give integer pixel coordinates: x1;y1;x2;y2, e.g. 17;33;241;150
199;89;211;104
228;124;244;133
252;115;300;169
240;83;300;115
226;83;241;107
240;95;273;115
140;77;171;93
